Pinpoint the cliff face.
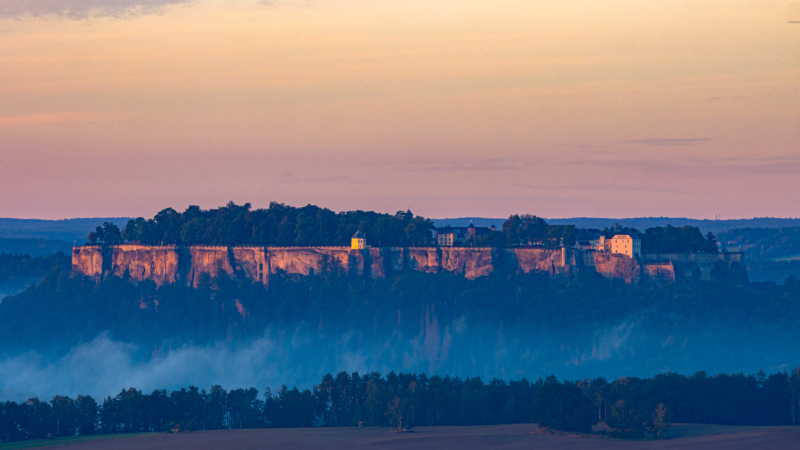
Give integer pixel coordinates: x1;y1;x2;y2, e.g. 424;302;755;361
406;248;440;273
72;246;105;278
506;248;563;275
266;248;360;279
72;245;657;287
188;247;233;287
440;248;495;279
594;252;641;284
110;245;183;286
642;262;677;283
232;247;268;284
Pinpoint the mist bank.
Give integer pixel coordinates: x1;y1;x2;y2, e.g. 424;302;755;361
2;321;798;401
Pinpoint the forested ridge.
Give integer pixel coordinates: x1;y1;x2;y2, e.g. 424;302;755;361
719;227;800;260
2;368;800;444
86;202;579;248
0;252;70;284
88;202;436;248
716;227;800;283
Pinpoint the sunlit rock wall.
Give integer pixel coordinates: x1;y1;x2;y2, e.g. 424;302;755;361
266;247;359;278
593;252;641;284
188;246;233;287
71;246;105;279
109;245;183;286
440;247;495;279
71;244;670;287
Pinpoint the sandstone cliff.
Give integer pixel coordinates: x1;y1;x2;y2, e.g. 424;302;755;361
72;245;105;279
593;252;641;284
73;244;704;287
110;245;183;286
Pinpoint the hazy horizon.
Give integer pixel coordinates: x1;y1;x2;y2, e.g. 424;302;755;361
1;212;800;222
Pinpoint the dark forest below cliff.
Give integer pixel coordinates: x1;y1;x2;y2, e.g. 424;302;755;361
2;265;799;378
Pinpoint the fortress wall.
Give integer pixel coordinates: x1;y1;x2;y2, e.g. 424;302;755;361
641;252;746;282
594;252;641;284
368;248;386;279
232;247;268;284
440;247;495;279
266;247;355;277
643;262;676;283
641;252;741;265
385;248;405;272
406;248;440;273
72;246;104;279
110;245;182;286
509;248;562;275
188;246;233;287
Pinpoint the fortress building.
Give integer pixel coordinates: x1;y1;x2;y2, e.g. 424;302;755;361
436;223;494;246
574;230;641;258
351;231;367;250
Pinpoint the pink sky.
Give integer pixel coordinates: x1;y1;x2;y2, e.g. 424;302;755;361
0;0;798;220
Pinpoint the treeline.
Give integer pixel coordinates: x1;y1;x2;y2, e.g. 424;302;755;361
82;201;721;254
3;368;800;443
0;252;70;283
87;202;435;247
640;225;719;253
494;215;577;248
85;204;578;249
0;238;73;259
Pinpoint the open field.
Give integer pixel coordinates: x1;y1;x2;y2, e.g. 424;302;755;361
23;424;800;450
0;434;156;450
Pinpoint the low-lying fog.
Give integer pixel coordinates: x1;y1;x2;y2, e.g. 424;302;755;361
1;317;796;401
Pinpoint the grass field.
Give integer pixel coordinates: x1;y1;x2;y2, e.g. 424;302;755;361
0;434;156;450
16;424;798;450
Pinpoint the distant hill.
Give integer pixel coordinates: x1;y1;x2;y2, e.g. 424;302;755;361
433;217;800;234
0;218;132;243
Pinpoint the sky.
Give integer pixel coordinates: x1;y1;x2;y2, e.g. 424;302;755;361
0;0;798;220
